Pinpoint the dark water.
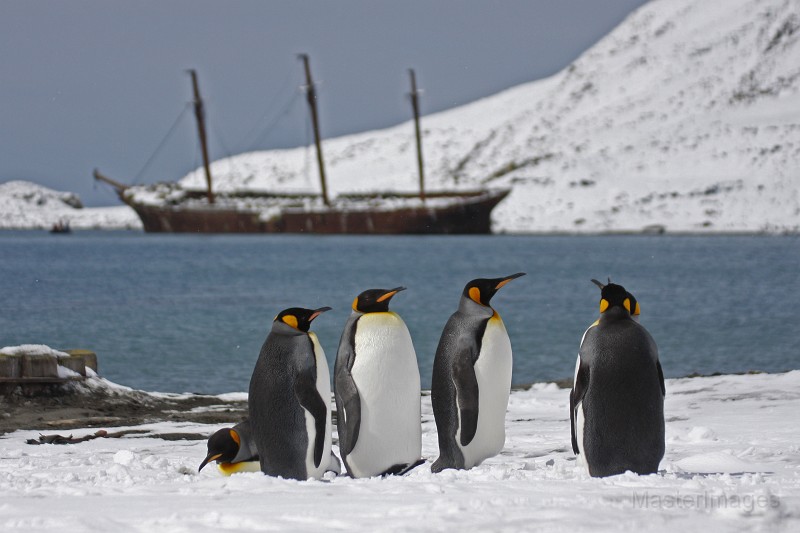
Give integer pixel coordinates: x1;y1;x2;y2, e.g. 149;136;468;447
1;231;798;394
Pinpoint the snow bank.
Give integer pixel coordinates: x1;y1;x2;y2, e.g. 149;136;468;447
0;371;797;532
0;344;69;358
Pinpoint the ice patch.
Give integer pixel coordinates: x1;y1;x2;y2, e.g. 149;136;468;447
672;452;772;474
56;365;82;379
215;392;248;402
687;426;718;442
113;450;137;467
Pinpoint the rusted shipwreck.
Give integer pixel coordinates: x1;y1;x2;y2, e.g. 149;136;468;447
95;58;509;235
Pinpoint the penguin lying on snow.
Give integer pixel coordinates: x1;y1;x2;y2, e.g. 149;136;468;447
334;287;423;477
198;419;341;476
199;420;261;475
248;307;334;480
431;273;525;473
571;280;665;477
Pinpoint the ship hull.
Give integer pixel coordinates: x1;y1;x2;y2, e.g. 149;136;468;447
126;190;509;235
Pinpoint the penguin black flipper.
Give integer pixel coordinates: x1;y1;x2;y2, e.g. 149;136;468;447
454;359;479;446
453;335;481;447
570;360;590;455
333;317;361;458
294;366;327;469
657;360;666;397
334;367;361;457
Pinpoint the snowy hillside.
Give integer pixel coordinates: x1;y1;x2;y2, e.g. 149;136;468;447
0;181;141;230
179;0;800;233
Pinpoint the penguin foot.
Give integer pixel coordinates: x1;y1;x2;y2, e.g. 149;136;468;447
380;458;426;477
431;458;455;474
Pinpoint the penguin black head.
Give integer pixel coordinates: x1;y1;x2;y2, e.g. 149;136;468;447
352;287;406;313
199;427;241;472
463;272;526;306
591;278;640;317
274;306;332;332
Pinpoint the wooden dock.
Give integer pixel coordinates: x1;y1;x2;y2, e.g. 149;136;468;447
0;347;98;395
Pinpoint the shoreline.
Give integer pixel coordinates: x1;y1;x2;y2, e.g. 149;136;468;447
1;369;789;437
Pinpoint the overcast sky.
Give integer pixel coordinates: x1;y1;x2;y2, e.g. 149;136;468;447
1;0;649;206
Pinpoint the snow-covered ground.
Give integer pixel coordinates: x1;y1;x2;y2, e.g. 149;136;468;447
0;180;140;230
1;371;797;532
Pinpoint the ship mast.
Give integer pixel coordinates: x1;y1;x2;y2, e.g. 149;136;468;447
299;54;330;207
188;69;215;205
408;69;426;203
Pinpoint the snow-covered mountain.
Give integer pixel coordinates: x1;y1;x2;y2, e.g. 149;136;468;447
0;181;140;230
177;0;800;233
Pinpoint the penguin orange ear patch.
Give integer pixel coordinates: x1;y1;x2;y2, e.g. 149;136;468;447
599;299;609;313
634;302;641;316
229;430;240;446
282;315;299;329
468;287;482;304
352;297;359;311
623;298;631;313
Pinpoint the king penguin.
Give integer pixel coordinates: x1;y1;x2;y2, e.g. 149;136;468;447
430;273;525;473
248;306;333;480
334;287;422;478
198;419;342;476
198;420;260;475
570;280;665;477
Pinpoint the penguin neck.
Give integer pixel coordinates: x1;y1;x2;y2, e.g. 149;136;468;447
351;309;395;319
458;296;494;318
599;306;632;324
271;321;308;337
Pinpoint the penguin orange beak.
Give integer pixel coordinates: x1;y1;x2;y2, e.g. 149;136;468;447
377;287;406;302
495;272;526;290
198;453;222;472
308;307;332;322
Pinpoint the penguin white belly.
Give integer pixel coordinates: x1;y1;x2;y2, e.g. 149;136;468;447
576;405;587;471
574;325;595;472
348;312;421;477
458;315;512;469
303;332;332;479
573;353;587;469
572;356;589;466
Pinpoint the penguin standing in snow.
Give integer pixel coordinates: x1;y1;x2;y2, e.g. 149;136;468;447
431;273;525;473
334;287;422;477
248;307;333;480
198;420;260;475
570;280;665;477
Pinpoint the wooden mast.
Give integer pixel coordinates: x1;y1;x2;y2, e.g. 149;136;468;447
188;69;215;205
409;69;426;203
299;54;330;207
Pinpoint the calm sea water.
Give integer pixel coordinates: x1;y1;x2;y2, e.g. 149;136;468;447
1;231;797;394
